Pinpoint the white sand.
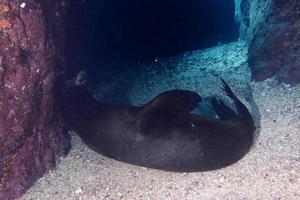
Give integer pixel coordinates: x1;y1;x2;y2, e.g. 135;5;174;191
20;41;300;200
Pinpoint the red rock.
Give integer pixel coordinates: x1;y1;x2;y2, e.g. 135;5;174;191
0;3;10;13
0;0;70;199
0;19;11;29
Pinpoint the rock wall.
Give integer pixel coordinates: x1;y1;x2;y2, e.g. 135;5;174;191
235;0;272;42
236;0;300;84
0;0;70;199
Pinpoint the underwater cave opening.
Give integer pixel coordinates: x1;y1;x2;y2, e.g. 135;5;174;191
65;0;239;79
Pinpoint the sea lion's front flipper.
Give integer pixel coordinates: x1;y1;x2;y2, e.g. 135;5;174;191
141;89;202;117
220;78;253;123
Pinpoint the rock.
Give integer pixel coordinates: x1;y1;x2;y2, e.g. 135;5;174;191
0;0;70;199
237;0;300;84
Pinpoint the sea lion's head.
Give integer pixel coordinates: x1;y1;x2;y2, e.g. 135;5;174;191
74;70;88;86
65;70;88;87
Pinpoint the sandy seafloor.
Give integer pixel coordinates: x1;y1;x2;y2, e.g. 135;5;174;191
20;41;300;200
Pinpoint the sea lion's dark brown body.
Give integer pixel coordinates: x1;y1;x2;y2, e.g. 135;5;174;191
61;73;255;172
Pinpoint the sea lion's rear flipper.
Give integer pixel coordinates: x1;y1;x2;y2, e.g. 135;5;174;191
220;78;253;123
142;90;202;117
211;98;238;120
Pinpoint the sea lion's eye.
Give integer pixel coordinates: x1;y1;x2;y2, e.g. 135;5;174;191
79;78;85;84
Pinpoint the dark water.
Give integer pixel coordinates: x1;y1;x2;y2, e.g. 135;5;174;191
65;0;238;77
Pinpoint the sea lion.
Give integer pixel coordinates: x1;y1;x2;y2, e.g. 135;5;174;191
61;71;255;172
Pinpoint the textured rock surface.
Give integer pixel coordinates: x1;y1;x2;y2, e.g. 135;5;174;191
235;0;272;42
237;0;300;84
0;0;70;199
